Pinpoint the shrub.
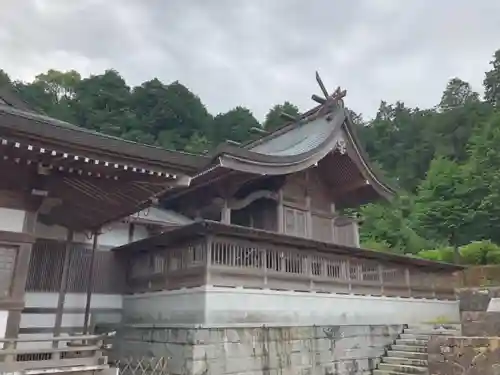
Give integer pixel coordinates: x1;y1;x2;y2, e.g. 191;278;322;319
486;250;500;265
418;249;443;262
362;239;393;252
417;247;455;263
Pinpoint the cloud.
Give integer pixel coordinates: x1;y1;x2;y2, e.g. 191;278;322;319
1;0;499;120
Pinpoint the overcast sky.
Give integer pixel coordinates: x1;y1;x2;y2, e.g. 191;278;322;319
1;0;499;120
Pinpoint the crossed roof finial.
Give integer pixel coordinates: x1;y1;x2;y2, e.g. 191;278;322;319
279;72;348;124
313;71;347;110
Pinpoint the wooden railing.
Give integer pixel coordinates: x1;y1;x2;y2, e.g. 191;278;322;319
125;235;456;300
0;332;114;373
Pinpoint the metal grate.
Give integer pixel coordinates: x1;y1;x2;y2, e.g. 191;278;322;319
114;357;169;375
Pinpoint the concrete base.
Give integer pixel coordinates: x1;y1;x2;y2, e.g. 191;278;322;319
122;286;460;326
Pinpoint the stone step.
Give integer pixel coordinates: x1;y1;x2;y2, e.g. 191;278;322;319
400;333;431;340
374;370;426;375
405;323;461;331
395;338;428;346
403;328;460;336
378;363;428;374
391;344;427;353
383;357;428;367
386;350;427;360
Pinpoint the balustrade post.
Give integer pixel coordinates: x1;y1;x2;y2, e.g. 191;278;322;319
405;268;411;297
307;254;313;291
431;273;437;299
345;259;352;293
205;236;213;286
378;264;384;296
262;248;268;286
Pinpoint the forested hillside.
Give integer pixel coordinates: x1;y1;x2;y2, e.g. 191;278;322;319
2;48;500;264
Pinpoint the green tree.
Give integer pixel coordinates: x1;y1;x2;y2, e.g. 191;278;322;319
130;79;212;150
439;78;479;111
412;156;475;261
72;69;134;136
484;49;500;106
464;111;500;243
0;69;11;87
263;101;300;131
211;106;260;145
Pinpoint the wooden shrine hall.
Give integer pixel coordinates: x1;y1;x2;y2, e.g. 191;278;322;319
0;76;464;375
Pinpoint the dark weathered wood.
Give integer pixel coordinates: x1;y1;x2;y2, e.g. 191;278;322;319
83;231;99;334
53;230;74;342
4;211;37;346
0;230;35;244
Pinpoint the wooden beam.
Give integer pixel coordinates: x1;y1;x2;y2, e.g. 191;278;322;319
226;190;278;211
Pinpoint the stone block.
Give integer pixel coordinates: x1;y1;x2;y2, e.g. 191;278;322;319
457;287;500;312
462;311;500;336
428;335;500;375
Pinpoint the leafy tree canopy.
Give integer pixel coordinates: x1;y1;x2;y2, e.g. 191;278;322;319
4;47;500;263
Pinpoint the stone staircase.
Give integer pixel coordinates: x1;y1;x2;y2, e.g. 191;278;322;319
374;324;461;375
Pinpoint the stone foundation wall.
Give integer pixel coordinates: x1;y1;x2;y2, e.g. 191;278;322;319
457;287;500;312
113;324;403;375
428;336;500;375
456;287;500;337
462;311;500;337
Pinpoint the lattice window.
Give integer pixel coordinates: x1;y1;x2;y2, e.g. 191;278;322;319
284;207;307;237
0;245;17;296
130;253;151;278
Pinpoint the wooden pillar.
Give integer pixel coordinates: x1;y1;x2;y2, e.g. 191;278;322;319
205;236;213;286
83;230;99;334
127;223;134;243
405;268;412;297
3;211;37;344
53;229;74;344
221;200;231;224
277;190;284;233
305;196;312;239
330;203;336;242
352;221;360;248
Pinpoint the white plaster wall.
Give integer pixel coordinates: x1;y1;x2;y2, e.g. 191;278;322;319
132;224;149;242
20;292;122;349
122;286;460;327
34;220;149;248
0;310;7;338
205;287;460;326
123;288;207;325
0;207;26;232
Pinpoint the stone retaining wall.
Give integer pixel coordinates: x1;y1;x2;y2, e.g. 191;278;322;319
113;324;403;375
457;287;500;312
428;336;500;375
462;311;500;337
